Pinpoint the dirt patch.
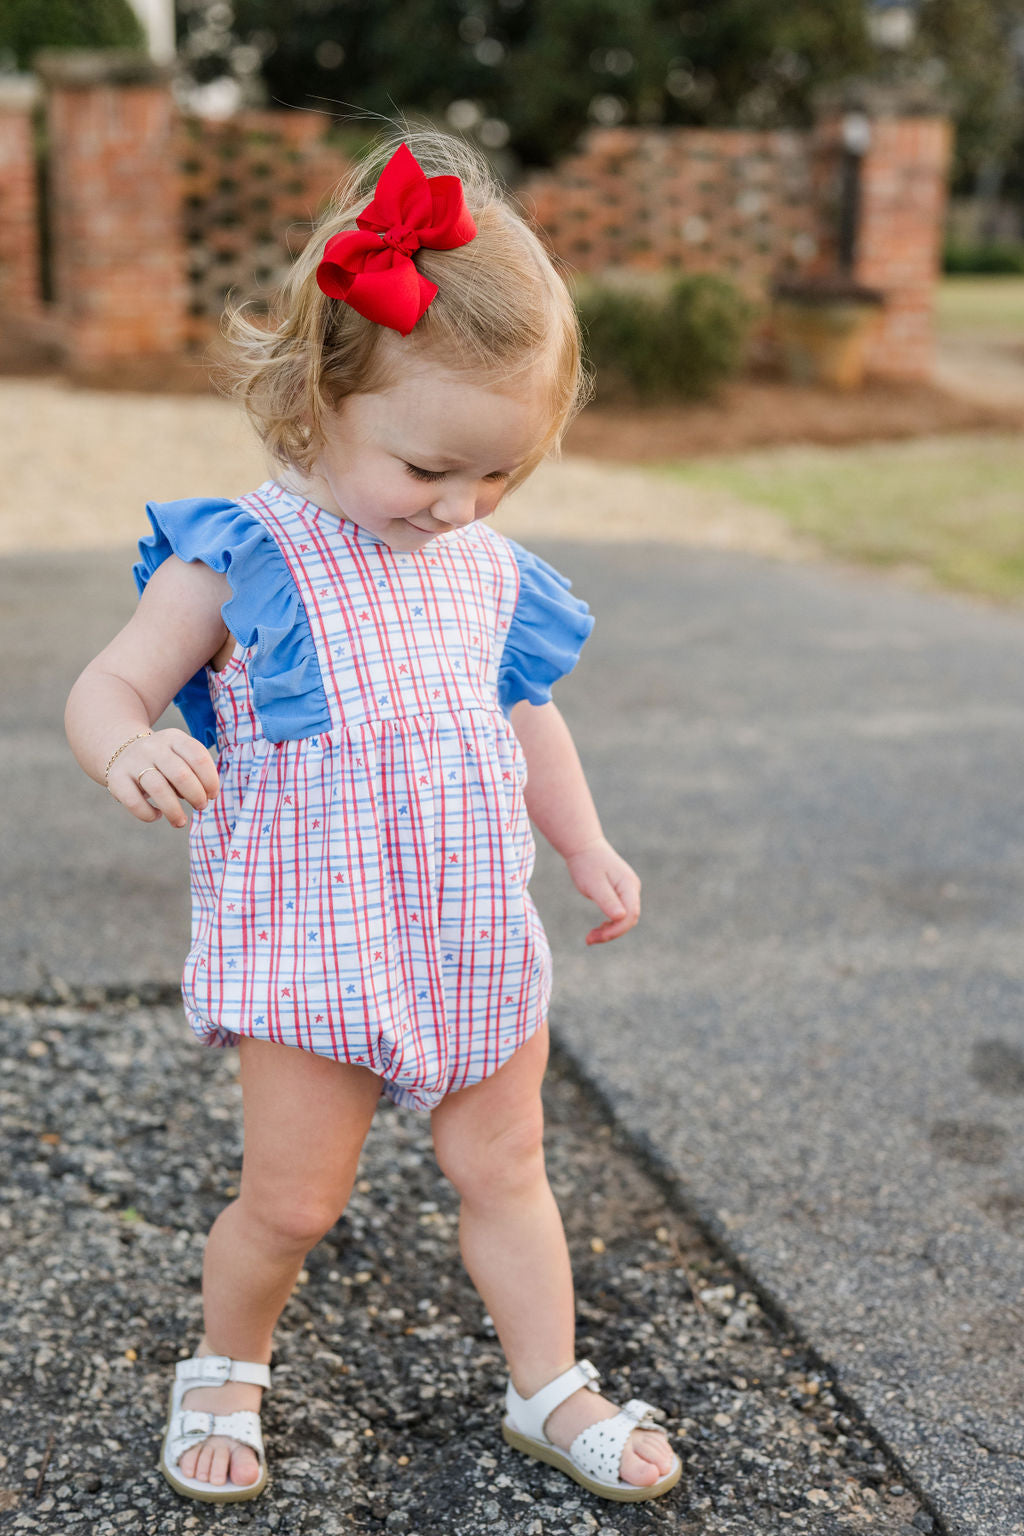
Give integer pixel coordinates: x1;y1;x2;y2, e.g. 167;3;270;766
564;376;1023;462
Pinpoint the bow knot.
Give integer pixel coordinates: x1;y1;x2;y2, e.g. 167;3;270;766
315;143;477;335
379;223;421;257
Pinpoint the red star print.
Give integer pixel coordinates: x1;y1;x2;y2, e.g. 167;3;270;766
334;873;345;883
374;950;383;961
282;987;292;998
429;558;438;566
312;818;321;829
230;849;241;859
315;1013;324;1023
432;689;441;699
479;929;490;939
399;663;409;674
198;958;206;967
411;913;419;924
504;996;514;1005
419;774;428;785
502;771;512;781
448;853;459;864
227;902;236;911
319;588;328;598
299;543;309;552
259;931;268;941
360;610;370;620
284;794;292;805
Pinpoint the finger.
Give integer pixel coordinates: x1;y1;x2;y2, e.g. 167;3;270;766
170;737;220;799
107;778;163;824
131;768;190;828
160;751;215;811
585;912;635;944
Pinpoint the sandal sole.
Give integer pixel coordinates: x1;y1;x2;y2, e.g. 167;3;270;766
159;1381;269;1504
502;1418;682;1502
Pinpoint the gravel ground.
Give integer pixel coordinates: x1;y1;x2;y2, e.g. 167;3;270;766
0;993;936;1536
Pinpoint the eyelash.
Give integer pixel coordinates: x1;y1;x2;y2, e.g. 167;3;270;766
403;463;510;484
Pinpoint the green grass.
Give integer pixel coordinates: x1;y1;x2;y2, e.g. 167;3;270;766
660;434;1024;602
936;275;1024;338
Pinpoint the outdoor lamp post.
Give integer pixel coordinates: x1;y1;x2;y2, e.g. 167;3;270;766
865;0;919;53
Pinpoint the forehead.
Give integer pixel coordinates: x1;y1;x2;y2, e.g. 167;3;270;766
350;366;549;466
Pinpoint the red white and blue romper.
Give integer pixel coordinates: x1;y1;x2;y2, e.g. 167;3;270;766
134;480;593;1111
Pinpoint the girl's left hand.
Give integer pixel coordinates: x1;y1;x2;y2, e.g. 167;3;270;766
564;837;641;945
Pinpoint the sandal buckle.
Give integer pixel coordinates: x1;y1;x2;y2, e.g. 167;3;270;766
180;1410;217;1439
577;1358;601;1392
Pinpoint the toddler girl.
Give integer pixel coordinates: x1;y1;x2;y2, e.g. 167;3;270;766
65;132;680;1507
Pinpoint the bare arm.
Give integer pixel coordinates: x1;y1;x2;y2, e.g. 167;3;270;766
65;555;232;828
509;699;641;945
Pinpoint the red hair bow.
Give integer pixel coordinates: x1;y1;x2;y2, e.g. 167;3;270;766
315;143;478;335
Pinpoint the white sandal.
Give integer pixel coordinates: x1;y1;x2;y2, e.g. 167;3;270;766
159;1352;272;1503
502;1358;682;1502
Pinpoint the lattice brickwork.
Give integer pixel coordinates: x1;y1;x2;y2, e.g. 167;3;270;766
178;110;351;348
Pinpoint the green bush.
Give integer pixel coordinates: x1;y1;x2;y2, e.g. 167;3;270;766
577;274;753;403
943;241;1024;275
0;0;144;71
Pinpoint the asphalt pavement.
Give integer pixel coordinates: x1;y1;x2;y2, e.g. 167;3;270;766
4;537;1024;1536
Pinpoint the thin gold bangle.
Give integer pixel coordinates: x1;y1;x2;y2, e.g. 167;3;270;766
104;729;153;785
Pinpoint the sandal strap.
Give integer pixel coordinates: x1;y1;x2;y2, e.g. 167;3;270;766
167;1407;265;1468
506;1358;602;1439
174;1354;272;1391
568;1399;664;1485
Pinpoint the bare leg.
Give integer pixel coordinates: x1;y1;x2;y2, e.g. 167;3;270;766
176;1038;383;1489
430;1025;675;1488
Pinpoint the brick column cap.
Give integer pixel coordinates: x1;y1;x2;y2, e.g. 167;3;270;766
34;48;174;89
0;74;41;110
813;77;950;120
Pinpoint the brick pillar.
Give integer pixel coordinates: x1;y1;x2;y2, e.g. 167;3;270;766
36;50;187;378
0;76;42;316
855;114;953;380
815;88;953;381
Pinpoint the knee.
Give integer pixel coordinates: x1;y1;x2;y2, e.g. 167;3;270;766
435;1110;547;1205
238;1185;346;1252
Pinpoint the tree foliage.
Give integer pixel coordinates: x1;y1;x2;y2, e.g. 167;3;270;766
175;0;1023;189
0;0;145;70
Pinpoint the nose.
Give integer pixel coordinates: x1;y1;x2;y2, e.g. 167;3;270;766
431;485;478;527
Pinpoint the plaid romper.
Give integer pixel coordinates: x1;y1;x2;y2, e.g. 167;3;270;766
135;480;593;1111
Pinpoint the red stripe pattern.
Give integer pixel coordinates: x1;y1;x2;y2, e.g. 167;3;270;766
185;481;551;1110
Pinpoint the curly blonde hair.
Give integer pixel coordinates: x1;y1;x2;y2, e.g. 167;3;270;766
224;127;589;485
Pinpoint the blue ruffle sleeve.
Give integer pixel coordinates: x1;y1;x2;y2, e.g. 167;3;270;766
133;496;331;748
497;540;594;714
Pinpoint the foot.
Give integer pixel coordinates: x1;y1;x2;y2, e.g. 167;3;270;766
177;1342;265;1488
543;1385;676;1488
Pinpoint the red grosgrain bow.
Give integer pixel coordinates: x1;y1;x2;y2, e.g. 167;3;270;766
315;143;478;335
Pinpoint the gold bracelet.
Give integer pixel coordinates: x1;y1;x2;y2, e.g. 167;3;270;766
104;729;153;784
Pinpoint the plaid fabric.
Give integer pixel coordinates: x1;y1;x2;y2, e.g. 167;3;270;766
184;482;552;1110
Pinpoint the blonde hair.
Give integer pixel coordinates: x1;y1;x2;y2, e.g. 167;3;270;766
224;127;590;486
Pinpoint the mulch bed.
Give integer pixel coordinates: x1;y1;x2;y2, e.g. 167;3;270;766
563;377;1024;462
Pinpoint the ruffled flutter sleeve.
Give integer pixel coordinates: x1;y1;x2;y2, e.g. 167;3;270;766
133;496;331;748
497;540;594;714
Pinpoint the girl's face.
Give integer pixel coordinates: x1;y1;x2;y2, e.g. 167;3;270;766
301;362;550;553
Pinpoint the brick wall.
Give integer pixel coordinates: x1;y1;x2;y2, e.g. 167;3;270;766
0;77;42;316
520;126;830;291
6;54;952;384
179;109;351;348
36;51;188;375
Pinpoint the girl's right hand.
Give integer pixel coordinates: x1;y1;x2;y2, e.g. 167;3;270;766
106;728;219;828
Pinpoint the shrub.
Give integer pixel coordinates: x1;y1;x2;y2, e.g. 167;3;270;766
576;274;753;403
943;241;1024;275
0;0;144;71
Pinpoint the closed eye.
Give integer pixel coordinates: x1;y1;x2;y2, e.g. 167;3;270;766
404;462;512;484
